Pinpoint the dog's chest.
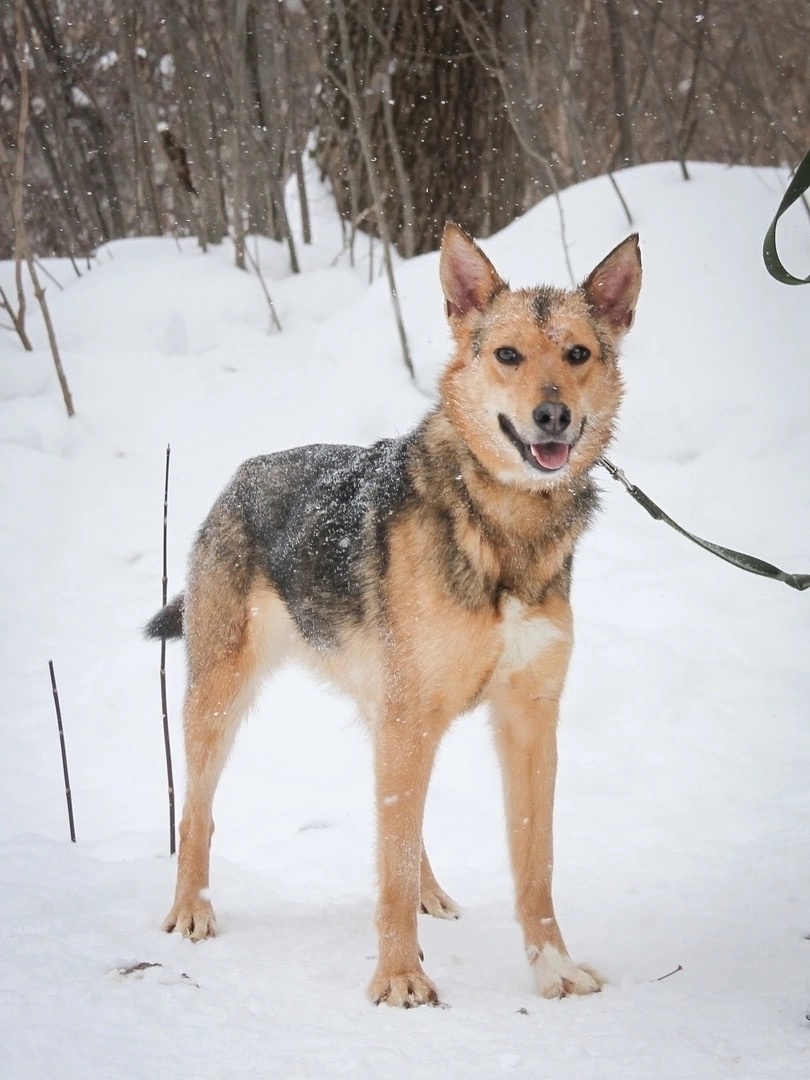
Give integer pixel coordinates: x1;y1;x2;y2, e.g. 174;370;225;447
494;595;564;677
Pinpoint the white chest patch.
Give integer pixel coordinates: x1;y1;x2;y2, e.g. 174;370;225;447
498;596;563;674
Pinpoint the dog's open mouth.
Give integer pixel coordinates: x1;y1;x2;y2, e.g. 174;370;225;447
498;414;579;474
528;442;570;470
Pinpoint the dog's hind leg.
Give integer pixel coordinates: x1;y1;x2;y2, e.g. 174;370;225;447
162;568;280;940
419;841;460;919
162;661;254;938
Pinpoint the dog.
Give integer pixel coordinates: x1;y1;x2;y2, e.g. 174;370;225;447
146;224;642;1007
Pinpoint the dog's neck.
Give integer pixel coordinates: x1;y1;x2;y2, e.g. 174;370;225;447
413;409;598;602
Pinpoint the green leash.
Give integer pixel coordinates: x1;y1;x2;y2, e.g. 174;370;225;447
598;457;810;592
600;153;810;587
763;149;810;285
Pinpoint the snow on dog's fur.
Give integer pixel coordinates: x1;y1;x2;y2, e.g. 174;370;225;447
146;224;642;1007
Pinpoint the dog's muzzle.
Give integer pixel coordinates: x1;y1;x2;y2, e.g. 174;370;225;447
498;408;583;473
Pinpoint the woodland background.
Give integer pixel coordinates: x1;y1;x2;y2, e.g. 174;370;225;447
1;0;808;270
1;4;809;1074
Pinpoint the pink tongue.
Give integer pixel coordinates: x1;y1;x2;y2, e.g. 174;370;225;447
530;442;570;470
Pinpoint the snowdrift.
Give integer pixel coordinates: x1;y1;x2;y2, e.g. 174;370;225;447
0;162;808;1078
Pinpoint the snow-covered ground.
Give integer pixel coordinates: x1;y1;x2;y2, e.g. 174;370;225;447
1;162;808;1078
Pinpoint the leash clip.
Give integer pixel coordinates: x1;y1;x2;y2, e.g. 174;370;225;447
597;456;634;494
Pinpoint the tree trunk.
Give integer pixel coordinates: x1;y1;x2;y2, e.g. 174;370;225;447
605;0;636;168
313;0;525;255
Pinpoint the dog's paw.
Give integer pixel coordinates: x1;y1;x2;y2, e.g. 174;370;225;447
161;896;217;941
528;944;604;999
420;883;461;920
368;967;442;1008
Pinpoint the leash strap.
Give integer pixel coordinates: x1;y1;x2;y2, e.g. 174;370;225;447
598;457;810;591
762;149;810;285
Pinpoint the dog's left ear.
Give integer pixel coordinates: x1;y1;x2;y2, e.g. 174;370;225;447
582;234;642;335
440;222;505;321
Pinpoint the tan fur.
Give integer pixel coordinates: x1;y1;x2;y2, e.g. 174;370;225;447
442;292;623;489
161;226;641;1007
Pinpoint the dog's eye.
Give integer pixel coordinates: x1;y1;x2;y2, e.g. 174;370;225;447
566;345;591;365
495;347;522;366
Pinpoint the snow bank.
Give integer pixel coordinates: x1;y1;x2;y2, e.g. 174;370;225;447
0;162;808;1078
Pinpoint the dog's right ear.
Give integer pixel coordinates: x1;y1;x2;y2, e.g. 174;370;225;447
440;223;505;321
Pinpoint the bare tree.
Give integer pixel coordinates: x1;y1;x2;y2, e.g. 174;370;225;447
605;0;635;169
0;37;33;351
332;0;413;377
2;0;74;416
0;0;806;264
313;0;526;256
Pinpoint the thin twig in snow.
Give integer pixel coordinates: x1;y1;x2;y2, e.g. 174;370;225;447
160;445;176;856
49;660;76;843
245;238;283;333
654;964;683;982
35;258;64;291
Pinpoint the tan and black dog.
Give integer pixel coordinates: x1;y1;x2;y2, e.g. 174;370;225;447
147;224;642;1007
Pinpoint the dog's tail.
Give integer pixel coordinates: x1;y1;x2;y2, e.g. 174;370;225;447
144;593;185;639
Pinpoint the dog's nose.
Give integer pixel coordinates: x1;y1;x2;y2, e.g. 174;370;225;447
532;401;571;435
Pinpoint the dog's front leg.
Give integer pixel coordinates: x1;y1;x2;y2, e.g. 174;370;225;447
490;630;603;1000
368;709;445;1007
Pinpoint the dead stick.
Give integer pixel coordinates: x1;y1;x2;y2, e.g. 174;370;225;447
245;238;282;333
655;964;683;982
49;659;76;842
160;445;176;855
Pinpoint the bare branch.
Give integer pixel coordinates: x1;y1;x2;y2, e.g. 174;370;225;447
12;0;74;415
333;0;413;379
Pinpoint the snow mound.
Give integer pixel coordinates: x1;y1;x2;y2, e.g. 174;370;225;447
0;161;808;1078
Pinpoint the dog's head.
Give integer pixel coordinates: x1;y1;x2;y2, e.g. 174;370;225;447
439;224;641;489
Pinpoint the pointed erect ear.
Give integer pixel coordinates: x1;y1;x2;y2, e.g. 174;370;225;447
440;222;505;320
582;234;642;335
